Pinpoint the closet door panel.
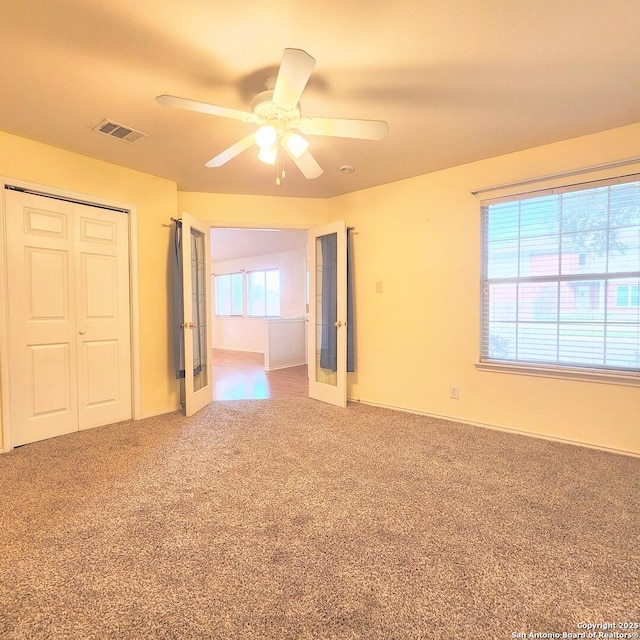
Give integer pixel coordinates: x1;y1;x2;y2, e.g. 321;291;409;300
6;192;79;446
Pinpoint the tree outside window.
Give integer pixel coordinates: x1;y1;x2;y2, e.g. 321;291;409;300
481;177;640;373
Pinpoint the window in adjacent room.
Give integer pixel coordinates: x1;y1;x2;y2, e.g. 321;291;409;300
616;284;640;307
480;175;640;375
247;269;280;317
215;272;243;316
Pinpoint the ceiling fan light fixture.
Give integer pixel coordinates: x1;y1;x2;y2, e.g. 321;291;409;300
258;146;277;165
284;131;309;158
255;125;277;150
156;49;387;181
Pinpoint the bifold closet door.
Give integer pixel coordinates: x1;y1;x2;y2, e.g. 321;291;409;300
75;201;131;430
5;190;131;446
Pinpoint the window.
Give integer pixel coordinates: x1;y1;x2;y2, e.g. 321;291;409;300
616;284;640;307
215;273;243;316
247;269;280;317
480;177;640;375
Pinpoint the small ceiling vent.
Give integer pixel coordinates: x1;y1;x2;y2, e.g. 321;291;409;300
93;119;147;143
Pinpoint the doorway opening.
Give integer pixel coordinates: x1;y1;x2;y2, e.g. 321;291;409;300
209;227;309;401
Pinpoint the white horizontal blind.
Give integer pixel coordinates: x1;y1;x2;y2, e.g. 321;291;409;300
481;176;640;373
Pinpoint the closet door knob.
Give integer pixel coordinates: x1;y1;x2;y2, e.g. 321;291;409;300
79;330;86;335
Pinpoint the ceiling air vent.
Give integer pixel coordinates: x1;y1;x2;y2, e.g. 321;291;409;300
93;119;147;143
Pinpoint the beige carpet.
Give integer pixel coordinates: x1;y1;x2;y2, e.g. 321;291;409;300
0;399;638;639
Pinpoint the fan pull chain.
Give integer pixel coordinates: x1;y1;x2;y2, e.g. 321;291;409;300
275;148;286;186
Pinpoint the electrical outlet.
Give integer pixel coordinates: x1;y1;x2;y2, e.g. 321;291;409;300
449;386;459;399
376;281;384;293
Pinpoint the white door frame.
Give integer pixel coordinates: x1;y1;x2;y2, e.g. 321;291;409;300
0;178;141;452
206;220;349;408
207;220;311;390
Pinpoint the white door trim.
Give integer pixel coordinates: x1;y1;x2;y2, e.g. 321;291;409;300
0;177;141;452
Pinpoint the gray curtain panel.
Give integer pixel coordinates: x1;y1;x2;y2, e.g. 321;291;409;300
347;228;355;373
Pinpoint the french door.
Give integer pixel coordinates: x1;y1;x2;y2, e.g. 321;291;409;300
308;220;347;407
180;213;213;416
5;188;132;446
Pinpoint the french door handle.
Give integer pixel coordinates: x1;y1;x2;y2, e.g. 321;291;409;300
181;322;197;329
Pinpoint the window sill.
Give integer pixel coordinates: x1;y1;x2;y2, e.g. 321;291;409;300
475;361;640;387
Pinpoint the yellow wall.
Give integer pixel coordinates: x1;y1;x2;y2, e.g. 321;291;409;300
2;124;639;455
0;132;329;449
329;122;640;455
177;191;329;228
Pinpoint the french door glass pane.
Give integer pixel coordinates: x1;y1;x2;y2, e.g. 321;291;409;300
191;227;208;392
315;234;337;386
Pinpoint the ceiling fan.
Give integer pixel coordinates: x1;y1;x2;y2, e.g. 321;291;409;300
156;48;388;183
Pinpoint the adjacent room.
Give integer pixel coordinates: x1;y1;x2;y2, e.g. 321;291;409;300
0;1;638;638
209;228;308;400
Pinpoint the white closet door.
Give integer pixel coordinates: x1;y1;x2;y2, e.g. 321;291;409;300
5;190;131;446
75;203;131;430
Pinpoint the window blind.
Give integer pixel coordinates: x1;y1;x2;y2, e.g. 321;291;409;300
480;175;640;374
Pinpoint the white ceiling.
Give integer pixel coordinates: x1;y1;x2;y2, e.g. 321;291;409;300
2;0;639;199
210;228;307;263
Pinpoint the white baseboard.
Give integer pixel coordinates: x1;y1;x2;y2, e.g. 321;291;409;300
0;404;183;454
139;404;182;420
350;398;639;459
264;359;306;372
213;348;263;355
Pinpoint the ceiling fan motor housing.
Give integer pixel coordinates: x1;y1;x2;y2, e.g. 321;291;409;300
251;90;301;128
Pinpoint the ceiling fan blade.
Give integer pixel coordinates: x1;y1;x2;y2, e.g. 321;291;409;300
156;95;256;123
299;116;388;140
272;49;316;111
285;147;323;179
205;133;256;168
